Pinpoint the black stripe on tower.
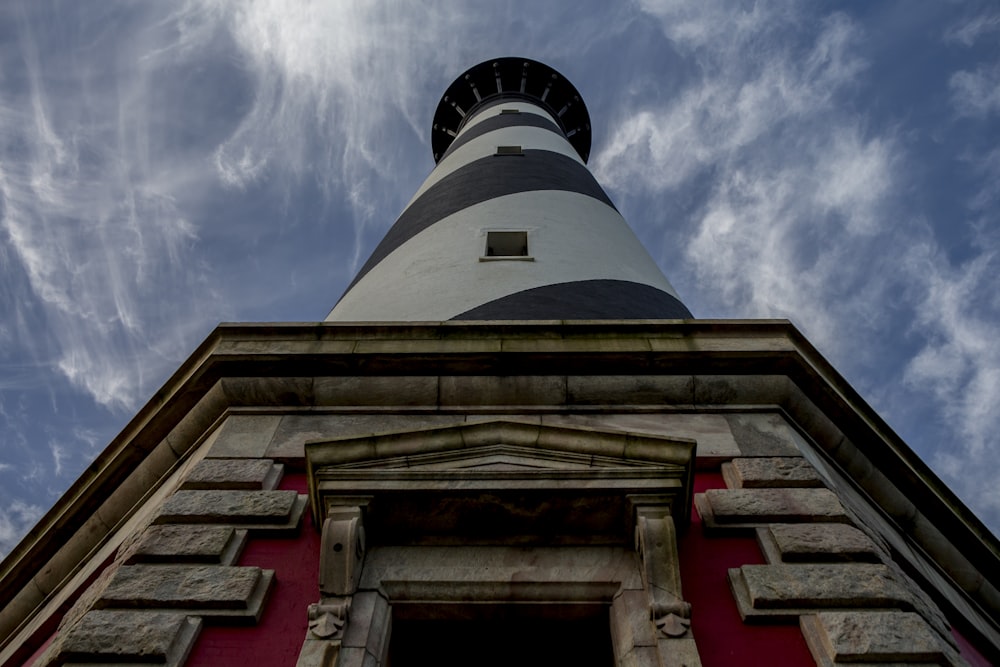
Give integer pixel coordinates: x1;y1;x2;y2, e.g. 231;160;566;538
440;111;563;161
451;280;693;320
340;149;617;295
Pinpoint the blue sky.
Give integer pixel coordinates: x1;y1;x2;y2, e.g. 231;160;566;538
1;1;999;558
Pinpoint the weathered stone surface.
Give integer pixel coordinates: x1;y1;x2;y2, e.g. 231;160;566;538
127;525;247;565
99;565;273;622
610;589;658;652
155;489;303;528
439;375;567;406
722;457;823;489
543;413;740;459
266;413;465;459
758;524;882;564
800;611;956;665
208;414;282;459
340;591;391;663
696;488;849;535
728;564;914;621
312;375;439;406
725;413;802;457
181;458;283;490
58;610;201;665
565;375;694;407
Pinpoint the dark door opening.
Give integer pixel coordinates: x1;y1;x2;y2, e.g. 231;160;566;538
387;610;613;667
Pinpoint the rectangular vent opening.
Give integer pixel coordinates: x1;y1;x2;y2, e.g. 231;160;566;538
483;231;530;260
500;108;521;114
495;145;523;156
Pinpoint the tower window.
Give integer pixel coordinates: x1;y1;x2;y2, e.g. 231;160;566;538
495;145;523;156
482;230;531;260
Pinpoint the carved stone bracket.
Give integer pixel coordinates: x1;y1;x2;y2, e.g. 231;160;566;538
319;506;367;597
307;599;349;639
634;502;692;638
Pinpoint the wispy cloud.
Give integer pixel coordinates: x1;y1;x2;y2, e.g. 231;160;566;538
0;5;219;411
950;64;1000;118
0;500;44;561
593;1;1000;532
944;11;1000;47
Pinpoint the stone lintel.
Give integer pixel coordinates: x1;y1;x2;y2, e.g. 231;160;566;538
728;564;915;623
155;490;307;536
757;524;883;564
695;488;849;535
98;565;274;624
58;610;201;666
126;525;248;565
800;611;959;666
721;457;823;489
181;458;283;490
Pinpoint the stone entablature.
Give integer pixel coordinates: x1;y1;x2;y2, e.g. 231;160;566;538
301;419;699;666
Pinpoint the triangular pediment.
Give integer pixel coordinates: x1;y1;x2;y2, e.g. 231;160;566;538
306;418;695;469
305;419;697;530
330;443;681;472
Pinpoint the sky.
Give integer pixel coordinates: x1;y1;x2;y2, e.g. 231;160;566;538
0;0;998;560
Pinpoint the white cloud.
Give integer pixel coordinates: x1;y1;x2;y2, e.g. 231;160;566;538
0;7;218;411
944;12;1000;47
950;64;1000;118
902;245;1000;518
607;4;1000;534
0;500;44;561
593;9;865;195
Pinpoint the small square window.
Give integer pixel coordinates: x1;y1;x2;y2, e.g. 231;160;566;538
495;145;523;156
482;231;531;260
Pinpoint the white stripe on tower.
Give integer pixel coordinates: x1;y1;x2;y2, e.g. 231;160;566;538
327;58;691;322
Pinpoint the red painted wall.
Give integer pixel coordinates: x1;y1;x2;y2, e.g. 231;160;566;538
678;473;814;667
186;473;321;667
184;471;996;667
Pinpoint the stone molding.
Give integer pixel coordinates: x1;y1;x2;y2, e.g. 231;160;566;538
299;418;700;666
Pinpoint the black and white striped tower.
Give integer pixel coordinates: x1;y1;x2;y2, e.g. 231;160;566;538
327;57;691;322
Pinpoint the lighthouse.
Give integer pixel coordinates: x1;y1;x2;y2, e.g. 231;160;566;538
328;58;691;322
1;58;998;667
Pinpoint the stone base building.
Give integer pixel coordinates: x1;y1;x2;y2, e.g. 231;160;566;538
0;59;997;667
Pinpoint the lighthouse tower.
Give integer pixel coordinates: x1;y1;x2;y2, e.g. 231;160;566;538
328;58;691;322
1;58;999;667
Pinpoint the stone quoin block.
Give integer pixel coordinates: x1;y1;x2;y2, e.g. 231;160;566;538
724;413;803;457
58;610;201;666
800;611;960;666
207;414;282;459
154;489;307;535
757;524;883;564
180;458;283;490
98;565;274;623
728;563;915;622
126;525;248;565
695;488;849;535
722;457;823;489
